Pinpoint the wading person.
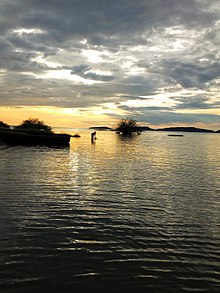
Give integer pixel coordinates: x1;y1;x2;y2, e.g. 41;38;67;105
91;131;96;143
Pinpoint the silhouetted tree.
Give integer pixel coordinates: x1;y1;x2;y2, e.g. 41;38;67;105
0;121;10;129
15;118;52;133
116;118;140;134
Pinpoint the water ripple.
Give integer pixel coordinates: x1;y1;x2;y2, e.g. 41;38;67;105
0;131;220;292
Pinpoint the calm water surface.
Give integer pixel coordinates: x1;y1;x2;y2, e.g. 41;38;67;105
0;131;220;292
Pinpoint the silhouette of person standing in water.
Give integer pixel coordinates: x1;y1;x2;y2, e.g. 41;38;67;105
91;131;96;143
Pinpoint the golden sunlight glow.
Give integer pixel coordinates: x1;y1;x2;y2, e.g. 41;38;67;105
0;106;118;128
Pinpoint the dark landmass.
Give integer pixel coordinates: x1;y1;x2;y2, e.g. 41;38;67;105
0;121;10;129
71;134;81;138
0;128;70;147
157;127;214;133
114;125;216;133
89;126;217;133
139;126;154;131
90;125;218;133
89;126;112;131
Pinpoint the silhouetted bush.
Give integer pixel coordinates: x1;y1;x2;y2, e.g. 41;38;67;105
15;118;53;133
115;118;140;134
0;121;10;129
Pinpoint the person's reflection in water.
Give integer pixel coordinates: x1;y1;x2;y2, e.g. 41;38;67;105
91;131;97;144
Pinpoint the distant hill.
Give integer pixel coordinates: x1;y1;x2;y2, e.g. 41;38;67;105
89;125;217;133
89;125;154;131
89;126;112;131
157;127;214;133
139;126;154;131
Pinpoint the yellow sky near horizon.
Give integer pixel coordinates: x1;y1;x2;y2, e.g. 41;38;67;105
1;106;220;130
0;106;117;128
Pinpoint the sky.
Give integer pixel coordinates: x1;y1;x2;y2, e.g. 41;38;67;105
0;0;219;129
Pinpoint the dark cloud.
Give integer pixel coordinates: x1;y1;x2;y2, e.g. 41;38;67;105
161;59;220;89
173;95;220;110
1;0;218;42
116;106;220;126
70;65;114;81
118;105;172;112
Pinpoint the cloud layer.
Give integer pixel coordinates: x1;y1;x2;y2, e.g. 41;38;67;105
0;0;219;127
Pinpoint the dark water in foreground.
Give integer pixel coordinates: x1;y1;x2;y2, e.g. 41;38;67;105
0;130;220;292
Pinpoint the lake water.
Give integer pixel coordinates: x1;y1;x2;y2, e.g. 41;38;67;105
0;130;220;292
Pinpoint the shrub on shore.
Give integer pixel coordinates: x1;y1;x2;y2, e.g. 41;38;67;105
0;121;10;129
15;118;53;133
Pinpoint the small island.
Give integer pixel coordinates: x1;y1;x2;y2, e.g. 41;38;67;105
157;126;215;133
89;126;112;131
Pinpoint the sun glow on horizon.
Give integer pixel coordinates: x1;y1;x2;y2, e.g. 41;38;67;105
0;106;118;128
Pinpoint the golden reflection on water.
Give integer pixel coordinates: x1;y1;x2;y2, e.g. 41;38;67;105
0;130;220;292
66;130;220;187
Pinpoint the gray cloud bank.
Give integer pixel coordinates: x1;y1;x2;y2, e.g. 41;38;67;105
0;0;219;126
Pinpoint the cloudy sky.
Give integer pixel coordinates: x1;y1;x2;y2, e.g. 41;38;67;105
0;0;219;129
